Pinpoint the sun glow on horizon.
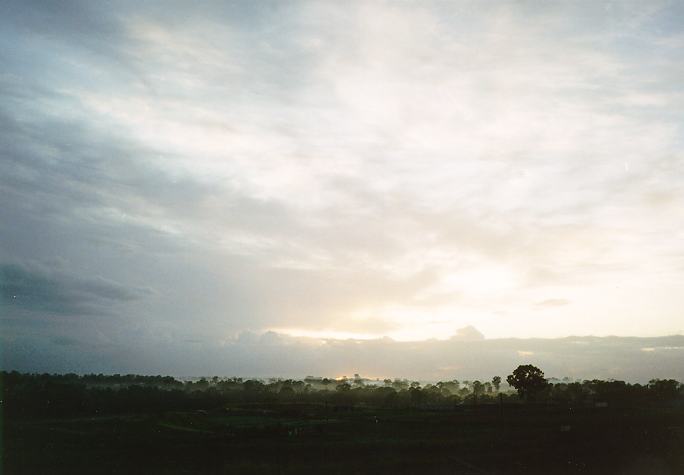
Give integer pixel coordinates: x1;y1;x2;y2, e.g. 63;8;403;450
268;328;381;341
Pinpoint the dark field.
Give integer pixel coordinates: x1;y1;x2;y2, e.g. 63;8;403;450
4;402;684;474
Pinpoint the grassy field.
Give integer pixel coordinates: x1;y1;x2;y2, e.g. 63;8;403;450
4;402;684;474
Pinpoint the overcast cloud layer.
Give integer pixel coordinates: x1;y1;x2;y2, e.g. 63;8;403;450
1;1;683;375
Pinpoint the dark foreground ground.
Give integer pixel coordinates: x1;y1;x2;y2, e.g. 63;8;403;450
3;403;684;474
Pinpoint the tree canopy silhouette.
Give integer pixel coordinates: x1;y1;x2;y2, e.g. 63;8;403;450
507;364;548;401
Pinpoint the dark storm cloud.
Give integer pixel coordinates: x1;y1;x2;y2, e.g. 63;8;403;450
51;336;80;347
0;262;149;317
1;1;124;50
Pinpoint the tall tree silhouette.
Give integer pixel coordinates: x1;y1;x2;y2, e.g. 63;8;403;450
507;365;547;401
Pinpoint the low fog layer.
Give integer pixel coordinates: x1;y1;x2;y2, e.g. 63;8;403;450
3;329;682;383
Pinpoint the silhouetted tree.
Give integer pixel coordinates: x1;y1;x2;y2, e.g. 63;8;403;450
492;376;501;392
507;365;547;401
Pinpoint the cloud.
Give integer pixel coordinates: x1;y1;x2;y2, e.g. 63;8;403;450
0;261;149;317
450;326;485;342
3;330;684;383
51;336;79;347
535;299;570;308
1;1;684;373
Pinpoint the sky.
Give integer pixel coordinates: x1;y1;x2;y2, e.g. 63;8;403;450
1;1;683;376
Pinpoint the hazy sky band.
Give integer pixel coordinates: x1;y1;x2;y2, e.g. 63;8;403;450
1;1;683;373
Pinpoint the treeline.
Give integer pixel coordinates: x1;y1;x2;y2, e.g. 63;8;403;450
1;370;682;418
